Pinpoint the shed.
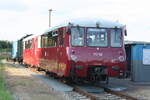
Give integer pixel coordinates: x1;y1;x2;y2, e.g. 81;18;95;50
125;41;150;82
12;41;18;59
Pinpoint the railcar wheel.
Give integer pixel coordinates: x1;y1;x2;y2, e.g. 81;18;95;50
24;64;28;68
45;71;50;76
37;67;42;71
106;76;109;84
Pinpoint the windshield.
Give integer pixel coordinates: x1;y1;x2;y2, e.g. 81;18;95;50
71;27;84;46
87;28;108;47
111;29;122;47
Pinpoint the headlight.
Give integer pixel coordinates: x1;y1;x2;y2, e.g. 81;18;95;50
118;56;125;62
70;55;77;62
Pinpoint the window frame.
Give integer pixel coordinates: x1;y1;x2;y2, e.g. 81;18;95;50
71;27;85;47
110;28;123;48
41;30;58;48
86;27;109;47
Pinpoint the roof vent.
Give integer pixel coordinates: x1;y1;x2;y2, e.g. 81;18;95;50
96;22;100;28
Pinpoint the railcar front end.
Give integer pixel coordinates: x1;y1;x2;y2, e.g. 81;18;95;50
66;24;127;82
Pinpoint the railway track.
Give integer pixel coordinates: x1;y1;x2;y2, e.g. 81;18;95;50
102;87;138;100
71;84;138;100
13;63;139;100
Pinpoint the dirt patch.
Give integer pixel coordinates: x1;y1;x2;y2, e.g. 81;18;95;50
4;62;65;100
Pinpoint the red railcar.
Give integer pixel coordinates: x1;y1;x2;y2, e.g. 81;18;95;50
23;19;127;82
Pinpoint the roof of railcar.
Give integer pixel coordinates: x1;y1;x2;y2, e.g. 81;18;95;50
23;34;40;41
23;18;125;41
44;18;124;33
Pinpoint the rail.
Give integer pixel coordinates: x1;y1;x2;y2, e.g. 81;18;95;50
72;84;139;100
104;87;138;100
72;85;97;100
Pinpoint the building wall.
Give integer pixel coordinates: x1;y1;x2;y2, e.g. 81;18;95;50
131;44;150;82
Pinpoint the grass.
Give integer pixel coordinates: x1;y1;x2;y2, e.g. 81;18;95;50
0;48;11;60
0;62;13;100
0;56;8;60
0;48;11;53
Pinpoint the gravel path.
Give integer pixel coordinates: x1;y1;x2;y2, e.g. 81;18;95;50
4;61;66;100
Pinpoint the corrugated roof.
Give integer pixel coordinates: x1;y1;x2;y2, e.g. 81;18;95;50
125;40;150;45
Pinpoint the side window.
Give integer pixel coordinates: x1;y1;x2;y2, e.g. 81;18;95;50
38;36;41;48
41;31;58;48
41;35;48;48
47;32;52;47
29;40;32;49
25;41;27;49
47;31;58;47
24;40;32;49
31;40;34;49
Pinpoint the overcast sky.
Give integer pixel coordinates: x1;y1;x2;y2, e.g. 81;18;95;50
0;0;150;41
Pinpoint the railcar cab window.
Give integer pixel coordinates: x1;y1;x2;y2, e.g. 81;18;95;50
71;27;84;46
87;28;108;47
111;28;122;47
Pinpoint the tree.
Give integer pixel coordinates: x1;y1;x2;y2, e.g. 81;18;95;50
0;40;12;49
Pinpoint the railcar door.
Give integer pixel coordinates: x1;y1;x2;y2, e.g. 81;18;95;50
31;38;35;66
57;28;66;76
43;31;58;73
40;34;47;70
33;37;39;67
